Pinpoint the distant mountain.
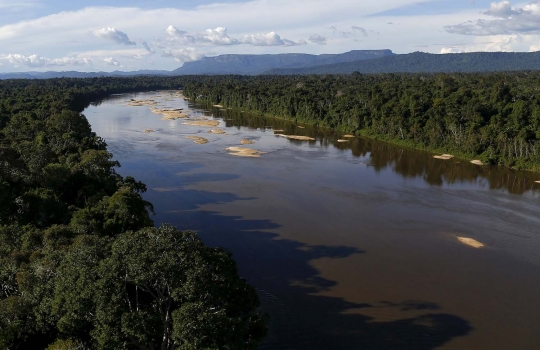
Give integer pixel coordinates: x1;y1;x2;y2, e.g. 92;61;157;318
172;50;394;75
0;69;171;80
263;51;540;75
6;50;540;79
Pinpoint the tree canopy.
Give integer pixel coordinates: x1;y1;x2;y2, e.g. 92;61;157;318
0;77;267;349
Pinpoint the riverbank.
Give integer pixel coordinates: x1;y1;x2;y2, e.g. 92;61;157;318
199;102;540;174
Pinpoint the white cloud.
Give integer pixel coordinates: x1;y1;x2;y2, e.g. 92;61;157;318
201;27;238;45
440;47;465;54
309;34;327;45
446;1;540;36
1;53;48;67
166;25;305;47
93;27;136;45
162;48;205;63
440;34;519;53
484;1;515;18
242;32;284;46
165;25;195;43
0;53;92;68
103;57;123;67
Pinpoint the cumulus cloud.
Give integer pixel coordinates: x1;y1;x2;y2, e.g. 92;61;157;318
165;25;195;43
484;1;515;18
309;34;327;45
0;53;91;68
446;1;540;36
103;57;123;67
165;25;304;47
241;32;284;46
202;27;238;45
165;25;236;45
162;48;205;63
93;27;136;45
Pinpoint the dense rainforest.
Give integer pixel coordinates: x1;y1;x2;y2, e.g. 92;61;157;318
183;72;540;171
2;70;540;347
0;77;267;350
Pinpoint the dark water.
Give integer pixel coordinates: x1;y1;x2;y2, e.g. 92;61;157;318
84;91;540;350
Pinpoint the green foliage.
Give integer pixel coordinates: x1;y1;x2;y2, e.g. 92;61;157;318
0;77;266;349
184;72;540;171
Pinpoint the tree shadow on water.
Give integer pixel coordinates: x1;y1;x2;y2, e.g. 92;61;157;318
156;207;471;350
140;165;471;350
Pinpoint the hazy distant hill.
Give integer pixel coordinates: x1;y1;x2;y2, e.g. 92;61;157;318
0;70;171;80
172;50;394;75
263;51;540;75
6;50;540;79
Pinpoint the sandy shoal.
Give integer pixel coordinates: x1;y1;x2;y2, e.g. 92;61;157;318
126;100;157;107
471;160;484;165
240;139;254;145
185;136;209;144
144;129;154;133
150;107;190;120
275;134;315;141
337;139;349;143
213;104;223;108
343;134;355;138
536;180;540;184
434;154;454;160
183;120;220;127
457;237;484;248
226;146;264;158
208;129;226;134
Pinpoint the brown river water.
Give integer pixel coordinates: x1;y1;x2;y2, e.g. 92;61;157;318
84;91;540;350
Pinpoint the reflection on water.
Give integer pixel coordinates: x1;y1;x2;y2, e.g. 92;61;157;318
218;109;540;195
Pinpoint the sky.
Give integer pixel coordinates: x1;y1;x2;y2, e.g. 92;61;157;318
1;0;540;72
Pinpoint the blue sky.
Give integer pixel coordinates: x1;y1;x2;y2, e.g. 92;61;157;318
0;0;539;72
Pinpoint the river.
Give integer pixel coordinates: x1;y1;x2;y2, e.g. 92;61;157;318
84;91;540;350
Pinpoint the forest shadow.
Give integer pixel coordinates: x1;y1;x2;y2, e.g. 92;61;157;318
139;167;472;350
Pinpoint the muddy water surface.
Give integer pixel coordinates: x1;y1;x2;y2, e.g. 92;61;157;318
84;91;540;350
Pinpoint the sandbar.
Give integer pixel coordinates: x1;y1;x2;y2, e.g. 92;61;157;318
297;126;305;129
343;134;355;138
185;136;209;144
337;139;349;143
535;181;540;184
208;129;226;134
225;146;264;158
457;237;484;248
183;120;220;127
240;139;254;145
213;104;223;108
144;129;154;133
471;160;484;165
275;134;315;141
150;107;190;120
126;99;158;107
434;154;454;160
273;129;285;133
